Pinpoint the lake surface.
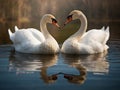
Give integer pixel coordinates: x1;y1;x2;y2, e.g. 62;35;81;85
0;39;120;90
0;18;120;90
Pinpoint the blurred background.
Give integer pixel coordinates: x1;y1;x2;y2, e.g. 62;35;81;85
0;0;120;44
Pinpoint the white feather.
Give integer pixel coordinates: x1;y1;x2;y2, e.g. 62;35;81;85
15;26;19;32
61;10;110;54
8;14;60;54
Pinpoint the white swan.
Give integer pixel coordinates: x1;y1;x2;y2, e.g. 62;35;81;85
8;14;60;54
61;10;110;54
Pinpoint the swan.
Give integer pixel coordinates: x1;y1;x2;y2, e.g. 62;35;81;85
61;10;110;54
8;14;60;54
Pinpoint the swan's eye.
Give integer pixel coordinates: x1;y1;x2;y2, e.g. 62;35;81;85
51;18;57;23
67;14;73;19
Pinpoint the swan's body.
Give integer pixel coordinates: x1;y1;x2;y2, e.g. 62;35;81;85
8;14;60;54
61;10;110;54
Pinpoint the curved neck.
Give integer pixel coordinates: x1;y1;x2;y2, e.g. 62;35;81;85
71;14;87;40
40;19;52;39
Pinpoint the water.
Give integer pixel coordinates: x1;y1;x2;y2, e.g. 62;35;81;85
0;39;120;90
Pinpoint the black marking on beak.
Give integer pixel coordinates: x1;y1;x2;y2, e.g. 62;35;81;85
67;14;73;20
63;14;73;26
51;18;57;23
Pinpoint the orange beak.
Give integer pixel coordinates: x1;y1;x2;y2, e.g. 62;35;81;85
64;18;72;26
52;21;61;30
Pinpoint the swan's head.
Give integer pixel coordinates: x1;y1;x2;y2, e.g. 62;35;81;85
64;10;84;25
41;14;60;28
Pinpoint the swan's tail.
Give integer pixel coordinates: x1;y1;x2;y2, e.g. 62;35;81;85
105;26;109;33
101;26;105;30
105;26;110;37
8;29;12;37
15;26;19;32
8;29;14;41
103;26;110;44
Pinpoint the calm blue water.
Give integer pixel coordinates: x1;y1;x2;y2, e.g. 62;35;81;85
0;40;120;90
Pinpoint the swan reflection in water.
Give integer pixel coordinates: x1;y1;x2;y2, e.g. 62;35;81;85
61;64;87;84
9;51;109;84
63;51;109;74
62;51;109;84
9;52;58;84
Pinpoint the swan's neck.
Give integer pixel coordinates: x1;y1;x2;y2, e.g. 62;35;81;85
40;20;52;39
71;14;87;40
40;18;59;51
